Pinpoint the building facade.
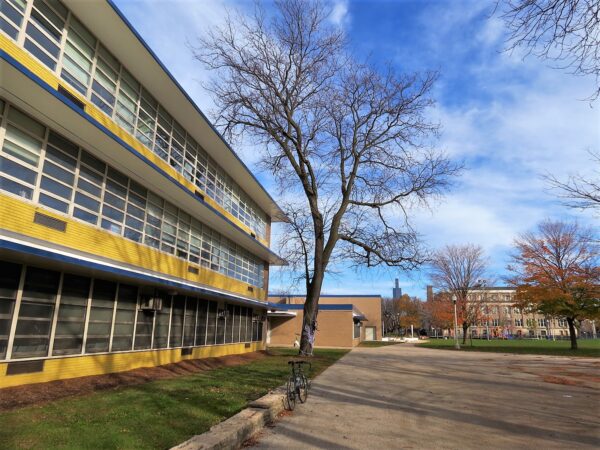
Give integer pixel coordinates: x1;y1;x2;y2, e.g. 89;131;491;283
427;286;588;339
0;0;284;388
267;294;382;347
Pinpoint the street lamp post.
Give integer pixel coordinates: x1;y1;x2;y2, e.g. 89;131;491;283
452;294;460;350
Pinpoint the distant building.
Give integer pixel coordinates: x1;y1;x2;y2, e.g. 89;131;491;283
267;294;382;347
426;286;595;339
392;279;402;300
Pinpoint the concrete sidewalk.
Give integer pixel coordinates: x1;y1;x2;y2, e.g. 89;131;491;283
252;344;600;449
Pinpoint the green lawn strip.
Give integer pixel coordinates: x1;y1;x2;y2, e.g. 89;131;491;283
0;348;347;450
359;341;401;347
418;338;600;357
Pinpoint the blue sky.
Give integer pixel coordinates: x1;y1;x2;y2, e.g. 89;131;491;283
114;0;599;299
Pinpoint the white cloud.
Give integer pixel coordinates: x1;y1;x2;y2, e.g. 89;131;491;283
329;0;350;27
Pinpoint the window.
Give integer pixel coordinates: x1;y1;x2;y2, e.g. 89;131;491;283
206;301;217;345
216;306;226;345
491;319;500;327
243;307;251;342
111;283;137;351
61;16;95;94
24;0;67;71
0;0;26;39
0;100;267;288
195;302;208;346
558;318;567;328
85;279;116;353
233;305;241;343
169;295;185;348
152;294;170;349
225;304;235;344
11;266;60;359
538;318;547;328
514;318;523;327
353;321;361;339
52;274;90;355
0;261;21;359
183;297;197;347
134;309;153;350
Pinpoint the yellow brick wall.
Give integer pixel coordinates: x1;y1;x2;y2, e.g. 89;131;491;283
0;193;266;301
0;33;270;247
0;342;264;388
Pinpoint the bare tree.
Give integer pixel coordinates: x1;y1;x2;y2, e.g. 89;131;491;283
499;0;600;99
193;1;460;354
507;220;600;349
544;151;600;213
429;244;489;344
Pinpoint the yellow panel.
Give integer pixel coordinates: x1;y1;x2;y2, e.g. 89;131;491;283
0;342;265;388
0;35;269;247
0;194;266;300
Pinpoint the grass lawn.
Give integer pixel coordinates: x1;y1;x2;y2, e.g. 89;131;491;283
0;348;347;450
418;338;600;357
359;341;401;347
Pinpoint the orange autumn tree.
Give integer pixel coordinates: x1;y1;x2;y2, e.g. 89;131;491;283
423;291;454;334
507;220;600;350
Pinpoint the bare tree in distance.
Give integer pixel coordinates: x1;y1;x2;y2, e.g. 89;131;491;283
193;1;460;354
498;0;600;100
543;151;600;213
429;244;489;344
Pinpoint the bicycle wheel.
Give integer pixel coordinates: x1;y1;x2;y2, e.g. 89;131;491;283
298;374;309;403
285;376;296;410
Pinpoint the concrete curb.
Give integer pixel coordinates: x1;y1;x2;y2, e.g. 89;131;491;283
171;387;287;450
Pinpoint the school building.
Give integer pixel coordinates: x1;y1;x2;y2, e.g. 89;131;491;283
267;295;383;348
0;0;285;388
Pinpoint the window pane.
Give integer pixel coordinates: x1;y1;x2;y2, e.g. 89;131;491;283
183;298;197;347
152;295;170;349
134;310;153;350
85;279;116;354
195;302;207;346
169;295;185;348
52;274;90;356
3;124;43;165
0;261;21;359
11;266;60;359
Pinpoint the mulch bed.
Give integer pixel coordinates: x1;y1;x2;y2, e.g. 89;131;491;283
0;351;267;412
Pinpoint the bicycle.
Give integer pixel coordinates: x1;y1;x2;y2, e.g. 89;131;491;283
285;360;311;410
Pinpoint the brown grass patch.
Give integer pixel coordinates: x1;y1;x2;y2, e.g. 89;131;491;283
0;351;266;412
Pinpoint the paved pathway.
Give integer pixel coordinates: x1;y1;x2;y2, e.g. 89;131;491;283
253;344;600;449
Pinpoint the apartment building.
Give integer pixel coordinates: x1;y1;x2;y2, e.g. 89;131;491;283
0;0;284;388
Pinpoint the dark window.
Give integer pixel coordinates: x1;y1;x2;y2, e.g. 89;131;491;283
183;297;197;347
169;295;185;348
152;295;171;349
111;284;137;351
85;280;116;353
225;304;235;344
0;261;22;359
12;266;60;359
206;301;217;345
52;274;90;356
195;302;208;346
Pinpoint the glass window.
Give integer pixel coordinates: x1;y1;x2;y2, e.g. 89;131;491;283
12;266;60;359
206;301;217;345
169;295;185;347
152;295;170;349
225;304;234;344
24;0;65;70
134;309;153;350
52;274;90;356
0;0;26;40
0;261;21;359
111;283;137;351
195;301;207;346
183;297;197;347
216;306;225;345
85;279;116;353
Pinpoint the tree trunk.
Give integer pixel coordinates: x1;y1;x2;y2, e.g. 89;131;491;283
462;323;468;345
299;270;325;355
567;317;578;350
